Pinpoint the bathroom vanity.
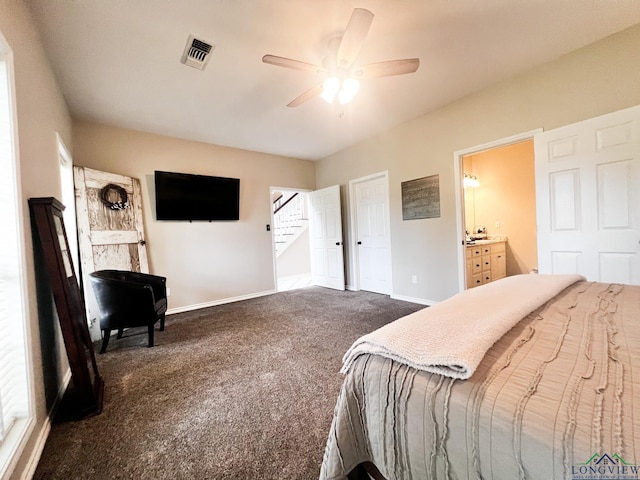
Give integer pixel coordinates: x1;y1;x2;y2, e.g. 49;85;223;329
465;239;507;288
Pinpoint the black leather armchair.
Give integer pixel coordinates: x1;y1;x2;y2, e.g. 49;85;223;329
89;270;168;353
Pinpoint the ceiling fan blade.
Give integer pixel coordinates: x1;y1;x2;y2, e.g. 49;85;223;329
287;84;324;108
336;8;374;69
353;58;420;79
262;55;326;73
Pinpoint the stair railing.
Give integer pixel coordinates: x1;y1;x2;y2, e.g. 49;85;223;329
273;193;306;248
274;192;298;215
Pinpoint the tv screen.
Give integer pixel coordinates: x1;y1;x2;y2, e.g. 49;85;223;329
154;170;240;221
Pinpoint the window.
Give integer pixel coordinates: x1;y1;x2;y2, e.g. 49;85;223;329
0;34;34;478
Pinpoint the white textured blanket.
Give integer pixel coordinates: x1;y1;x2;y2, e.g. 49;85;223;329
341;274;585;379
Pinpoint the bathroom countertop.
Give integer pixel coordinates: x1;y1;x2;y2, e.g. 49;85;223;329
466;237;507;246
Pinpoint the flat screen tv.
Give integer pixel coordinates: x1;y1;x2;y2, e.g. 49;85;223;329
155;170;240;221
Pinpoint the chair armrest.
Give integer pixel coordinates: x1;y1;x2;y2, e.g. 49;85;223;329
118;271;167;301
93;270;167;302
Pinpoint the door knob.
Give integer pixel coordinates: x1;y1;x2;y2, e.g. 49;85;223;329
336;242;342;246
357;241;362;245
139;240;146;246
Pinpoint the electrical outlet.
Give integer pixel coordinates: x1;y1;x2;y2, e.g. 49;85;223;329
495;221;501;229
166;287;171;296
411;275;418;284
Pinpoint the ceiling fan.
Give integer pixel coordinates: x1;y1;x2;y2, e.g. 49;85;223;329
262;8;420;107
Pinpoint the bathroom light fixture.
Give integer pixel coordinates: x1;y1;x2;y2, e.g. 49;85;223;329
463;173;480;188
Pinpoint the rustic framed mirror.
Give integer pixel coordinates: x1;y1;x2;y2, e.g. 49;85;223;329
29;197;104;417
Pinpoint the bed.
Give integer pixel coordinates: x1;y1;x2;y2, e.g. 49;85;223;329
320;275;640;480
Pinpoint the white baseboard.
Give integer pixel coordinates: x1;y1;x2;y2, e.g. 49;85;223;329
390;293;438;306
20;368;71;480
165;288;435;316
344;285;436;307
345;285;435;307
166;289;276;316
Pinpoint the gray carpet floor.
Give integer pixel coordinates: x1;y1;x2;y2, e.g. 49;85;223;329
33;287;423;480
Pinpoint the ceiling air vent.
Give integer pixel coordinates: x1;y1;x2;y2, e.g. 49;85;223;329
181;35;214;70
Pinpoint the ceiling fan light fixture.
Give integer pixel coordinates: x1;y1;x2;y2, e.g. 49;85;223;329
322;76;360;105
263;8;419;108
321;76;340;103
339;78;359;104
344;78;360;95
338;91;351;105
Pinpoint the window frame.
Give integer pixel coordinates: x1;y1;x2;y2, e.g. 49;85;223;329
0;29;36;480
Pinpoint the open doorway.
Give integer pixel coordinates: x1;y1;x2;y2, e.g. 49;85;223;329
454;130;541;291
270;187;312;291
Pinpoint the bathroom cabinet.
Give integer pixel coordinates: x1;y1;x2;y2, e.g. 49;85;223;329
465;240;506;288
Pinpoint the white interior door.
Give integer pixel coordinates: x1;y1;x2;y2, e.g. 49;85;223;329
74;166;150;338
352;173;392;294
308;185;345;290
535;105;640;284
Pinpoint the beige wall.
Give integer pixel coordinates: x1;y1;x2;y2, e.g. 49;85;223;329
4;5;640;475
276;228;311;278
0;1;73;478
72;121;316;310
315;24;640;303
465;141;537;276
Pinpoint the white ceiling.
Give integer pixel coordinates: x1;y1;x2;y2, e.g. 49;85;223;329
26;1;640;161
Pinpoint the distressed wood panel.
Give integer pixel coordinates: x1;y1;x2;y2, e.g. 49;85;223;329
92;244;133;271
74;166;150;340
131;178;149;271
84;168;134;188
90;230;138;245
128;244;141;272
86;188;136;231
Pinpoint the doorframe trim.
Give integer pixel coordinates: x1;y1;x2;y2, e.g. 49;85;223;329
453;129;542;293
348;170;392;293
57;133;79;272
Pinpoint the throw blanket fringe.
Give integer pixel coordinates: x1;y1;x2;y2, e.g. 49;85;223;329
341;274;585;379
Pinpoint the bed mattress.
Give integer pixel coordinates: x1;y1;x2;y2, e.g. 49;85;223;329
320;281;640;480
